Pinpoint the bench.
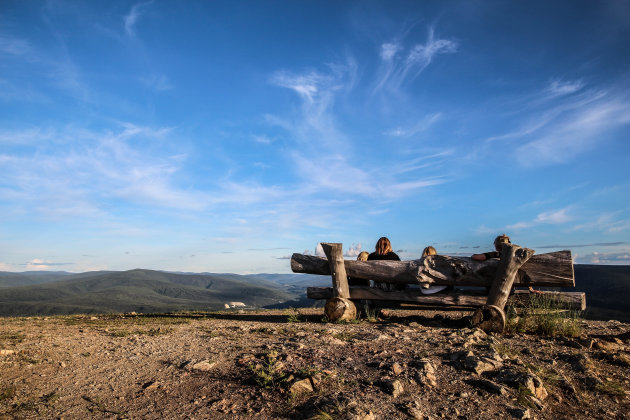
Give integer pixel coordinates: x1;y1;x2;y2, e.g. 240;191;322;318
291;242;585;332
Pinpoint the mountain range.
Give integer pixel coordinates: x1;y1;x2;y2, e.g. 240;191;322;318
0;265;628;321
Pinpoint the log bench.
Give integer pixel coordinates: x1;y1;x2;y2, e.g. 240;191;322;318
291;242;585;332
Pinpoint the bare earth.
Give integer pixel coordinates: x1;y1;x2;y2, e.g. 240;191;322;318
1;309;629;419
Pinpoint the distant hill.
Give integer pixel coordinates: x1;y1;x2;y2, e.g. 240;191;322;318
0;264;628;320
0;269;303;316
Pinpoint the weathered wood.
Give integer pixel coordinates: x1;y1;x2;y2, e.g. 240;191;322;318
472;305;505;333
307;287;586;311
486;244;535;309
320;243;350;299
473;244;534;333
324;297;357;322
291;250;574;287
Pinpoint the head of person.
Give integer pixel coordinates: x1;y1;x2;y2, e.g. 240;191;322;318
375;237;393;255
494;234;511;251
357;251;369;261
422;246;437;257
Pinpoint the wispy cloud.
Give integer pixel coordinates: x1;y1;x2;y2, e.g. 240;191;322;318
373;27;457;94
0;35;31;55
544;79;584;97
574;251;630;264
140;74;173;91
124;1;153;37
537;241;629;249
24;259;71;270
505;207;573;230
384;113;442;137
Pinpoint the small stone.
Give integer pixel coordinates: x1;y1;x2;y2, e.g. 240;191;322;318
190;360;217;371
0;349;15;356
408;407;424;419
290;378;313;394
392;362;403;375
387;379;404;397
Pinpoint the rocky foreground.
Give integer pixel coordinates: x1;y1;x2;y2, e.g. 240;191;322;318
0;309;629;419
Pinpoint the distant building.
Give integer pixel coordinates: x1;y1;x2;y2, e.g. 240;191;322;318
224;302;247;309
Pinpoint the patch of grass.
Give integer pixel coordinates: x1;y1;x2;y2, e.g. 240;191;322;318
492;341;520;359
516;384;537;409
285;308;303;323
294;365;322;379
248;351;288;389
332;331;355;342
505;294;583;337
41;391;59;405
108;329;131;337
135;327;170;336
595;380;626;397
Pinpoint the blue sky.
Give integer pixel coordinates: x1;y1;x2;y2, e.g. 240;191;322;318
1;0;629;273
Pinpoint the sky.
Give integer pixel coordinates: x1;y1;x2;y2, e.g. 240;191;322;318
1;0;629;274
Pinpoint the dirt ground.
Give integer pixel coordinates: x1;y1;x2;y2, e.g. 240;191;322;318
1;309;629;419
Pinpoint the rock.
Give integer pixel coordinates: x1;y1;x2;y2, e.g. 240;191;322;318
593;340;620;352
391;362;403;375
0;349;15;356
471;379;507;395
415;359;437;387
386;379;404;397
463;355;502;375
495;370;548;400
408;407;424;419
142;381;160;391
290;378;314;394
190;360;217;371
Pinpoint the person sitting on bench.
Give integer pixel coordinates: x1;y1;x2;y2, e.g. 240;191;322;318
348;251;370;287
472;234;540;293
368;237;403;290
471;234;510;261
420;246;449;295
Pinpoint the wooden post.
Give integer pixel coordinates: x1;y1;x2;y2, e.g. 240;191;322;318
473;243;534;333
320;243;356;322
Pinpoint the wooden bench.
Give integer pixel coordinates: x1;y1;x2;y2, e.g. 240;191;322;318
291;242;585;332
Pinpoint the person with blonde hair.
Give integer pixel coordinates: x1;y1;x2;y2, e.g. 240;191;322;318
348;251;370;286
420;245;448;295
422;246;437;257
471;234;510;261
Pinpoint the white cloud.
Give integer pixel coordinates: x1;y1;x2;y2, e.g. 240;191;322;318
140;74;173;91
380;43;401;61
0;262;14;271
506;207;572;231
384;113;442;137
374;27;457;94
545;79;584;97
253;135;273;144
124;1;153;37
344;243;363;258
0;35;31;55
